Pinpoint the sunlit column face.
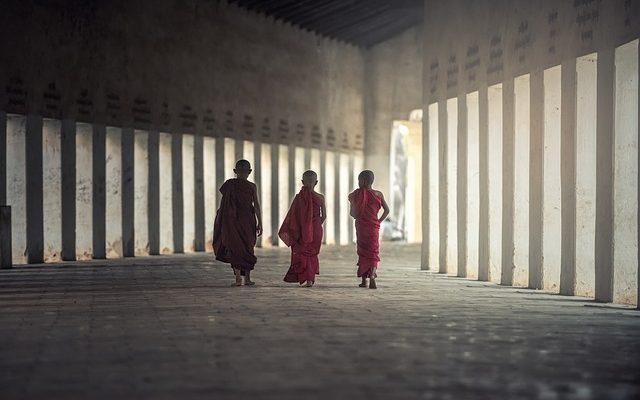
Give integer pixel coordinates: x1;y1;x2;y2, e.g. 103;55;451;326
487;84;503;283
466;92;480;279
446;98;458;275
243;140;255;178
203;137;216;252
75;123;93;260
351;151;363;244
428;103;439;270
224;138;235;180
158;132;173;254
325;151;336;245
278;144;290;246
134;130;149;256
542;66;562;292
339;153;349;245
513;75;530;287
6;115;27;264
294;146;305;191
575;54;597;297
613;39;638;305
405;122;422;243
182;134;195;252
105;127;123;258
260;143;272;246
42;119;61;262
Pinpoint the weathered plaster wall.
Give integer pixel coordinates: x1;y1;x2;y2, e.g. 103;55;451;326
365;25;423;196
0;0;365;153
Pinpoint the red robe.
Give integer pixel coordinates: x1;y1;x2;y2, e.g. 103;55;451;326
213;179;257;274
348;188;382;278
279;187;324;284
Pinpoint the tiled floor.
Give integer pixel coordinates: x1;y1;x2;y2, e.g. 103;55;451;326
0;243;638;399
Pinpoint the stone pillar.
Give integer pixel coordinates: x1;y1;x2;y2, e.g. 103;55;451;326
0;111;5;205
172;133;184;253
235;137;244;163
529;70;544;290
289;143;296;202
182;134;195;253
253;140;263;247
194;134;205;252
148;131;160;255
438;99;448;273
320;147;327;244
270;144;279;246
421;108;430;270
25;114;43;264
457;93;468;277
348;153;355;244
501;79;515;286
133;130;149;256
92;124;106;259
334;152;341;245
595;48;614;302
215;135;225;207
0;206;11;269
478;86;489;281
75;123;93;261
560;59;577;296
121;128;135;257
158;133;174;254
61;119;76;261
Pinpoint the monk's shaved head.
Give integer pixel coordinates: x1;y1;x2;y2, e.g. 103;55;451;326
302;170;318;187
235;159;251;170
358;170;374;185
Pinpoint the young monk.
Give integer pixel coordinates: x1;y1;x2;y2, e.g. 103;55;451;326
213;159;263;286
279;170;326;287
348;170;389;289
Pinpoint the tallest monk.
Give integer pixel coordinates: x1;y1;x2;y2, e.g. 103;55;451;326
213;159;263;286
349;170;389;289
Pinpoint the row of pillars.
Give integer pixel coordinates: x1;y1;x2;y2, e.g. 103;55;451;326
422;40;639;306
0;110;363;265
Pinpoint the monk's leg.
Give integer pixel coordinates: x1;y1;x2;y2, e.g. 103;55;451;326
244;270;255;286
369;267;377;289
233;267;242;286
359;276;367;287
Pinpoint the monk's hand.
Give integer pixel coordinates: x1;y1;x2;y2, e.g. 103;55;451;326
256;223;263;237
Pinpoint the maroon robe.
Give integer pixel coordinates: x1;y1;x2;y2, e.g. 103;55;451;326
348;188;382;278
279;187;324;284
213;179;258;274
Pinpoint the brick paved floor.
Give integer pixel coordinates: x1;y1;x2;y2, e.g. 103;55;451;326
0;243;639;400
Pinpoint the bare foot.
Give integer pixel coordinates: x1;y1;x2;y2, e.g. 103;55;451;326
304;282;314;287
369;279;377;289
244;280;256;286
359;279;367;288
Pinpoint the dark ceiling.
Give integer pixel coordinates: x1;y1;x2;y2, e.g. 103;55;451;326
227;0;424;47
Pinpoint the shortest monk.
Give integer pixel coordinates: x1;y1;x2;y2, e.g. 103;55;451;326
279;170;326;287
213;159;263;286
348;170;389;289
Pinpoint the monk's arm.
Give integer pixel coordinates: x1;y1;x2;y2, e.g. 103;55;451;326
378;194;390;223
320;197;327;224
348;197;357;219
253;185;263;236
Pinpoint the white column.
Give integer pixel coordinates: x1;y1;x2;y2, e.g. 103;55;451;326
339;152;350;245
134;130;149;256
428;103;439;270
488;84;503;283
351;151;363;243
278;144;290;246
224;138;235;180
42;119;61;262
6;115;27;264
513;74;531;287
466;93;480;279
76;123;93;260
260;143;273;246
243;140;255;172
575;54;598;297
613;39;639;306
182;134;195;252
406;123;423;243
325;151;336;245
105;127;123;258
158;132;173;254
543;66;562;292
203;137;216;251
294;146;305;191
446;98;458;275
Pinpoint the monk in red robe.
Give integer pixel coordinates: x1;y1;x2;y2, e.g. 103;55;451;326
279;170;326;287
348;170;389;289
213;159;263;286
